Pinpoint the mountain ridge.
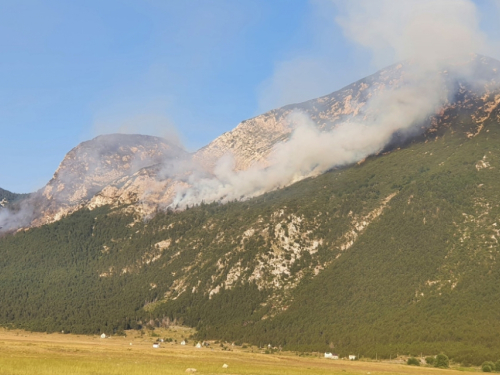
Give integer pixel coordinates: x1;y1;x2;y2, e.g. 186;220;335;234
1;88;500;364
9;54;500;231
2;56;500;364
0;188;27;208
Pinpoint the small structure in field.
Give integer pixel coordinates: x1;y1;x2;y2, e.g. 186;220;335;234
222;364;228;368
349;355;356;361
153;343;160;348
180;340;186;345
325;352;339;359
195;342;202;348
100;333;107;339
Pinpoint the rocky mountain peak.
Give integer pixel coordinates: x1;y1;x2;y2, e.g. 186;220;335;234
194;54;500;174
31;134;188;226
12;55;500;229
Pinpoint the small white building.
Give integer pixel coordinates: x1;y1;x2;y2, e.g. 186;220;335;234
180;340;186;345
195;342;202;348
325;353;339;359
153;343;160;348
349;355;356;361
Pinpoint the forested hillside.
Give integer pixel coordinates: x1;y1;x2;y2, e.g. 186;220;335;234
0;188;27;205
1;112;500;365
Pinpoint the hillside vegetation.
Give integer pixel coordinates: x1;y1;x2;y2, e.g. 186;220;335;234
1;113;500;365
0;188;27;204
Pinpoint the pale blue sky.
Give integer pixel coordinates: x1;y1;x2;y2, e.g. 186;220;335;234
1;0;499;193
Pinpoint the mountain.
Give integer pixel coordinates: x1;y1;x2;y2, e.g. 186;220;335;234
0;188;27;208
1;112;499;364
19;54;500;228
0;187;28;210
0;188;29;232
2;55;500;365
24;134;187;227
0;188;15;207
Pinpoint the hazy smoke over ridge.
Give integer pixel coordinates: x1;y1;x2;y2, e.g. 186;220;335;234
0;200;34;233
336;0;485;67
172;0;488;207
0;0;494;231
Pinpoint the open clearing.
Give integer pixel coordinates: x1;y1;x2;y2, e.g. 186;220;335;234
0;328;475;375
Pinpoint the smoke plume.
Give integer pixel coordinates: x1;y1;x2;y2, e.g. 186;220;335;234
172;0;488;207
1;0;494;229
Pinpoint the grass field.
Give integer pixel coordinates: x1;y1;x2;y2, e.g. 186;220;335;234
0;328;477;375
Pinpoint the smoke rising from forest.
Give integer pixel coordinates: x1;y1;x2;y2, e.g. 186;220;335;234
171;0;488;207
0;0;495;230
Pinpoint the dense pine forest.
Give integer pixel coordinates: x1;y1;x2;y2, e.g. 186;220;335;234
1;113;500;365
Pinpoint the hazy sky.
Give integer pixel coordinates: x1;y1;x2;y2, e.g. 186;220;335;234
1;0;500;193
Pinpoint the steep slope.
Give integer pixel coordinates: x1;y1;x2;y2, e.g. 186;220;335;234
1;107;500;364
0;188;27;207
192;54;500;172
23;55;500;227
0;189;29;232
30;134;187;226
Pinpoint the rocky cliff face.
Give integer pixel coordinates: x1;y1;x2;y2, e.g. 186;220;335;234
193;55;500;172
30;134;187;226
22;55;500;227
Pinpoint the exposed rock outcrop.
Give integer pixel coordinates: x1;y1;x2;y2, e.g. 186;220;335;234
30;134;187;226
20;55;500;227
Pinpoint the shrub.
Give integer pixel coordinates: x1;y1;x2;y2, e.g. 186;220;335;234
482;361;495;372
495;360;500;371
425;356;435;365
435;354;449;368
407;357;420;366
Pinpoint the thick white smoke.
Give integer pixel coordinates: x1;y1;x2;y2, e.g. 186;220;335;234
174;67;447;206
0;199;34;233
336;0;486;68
172;0;487;207
1;0;492;228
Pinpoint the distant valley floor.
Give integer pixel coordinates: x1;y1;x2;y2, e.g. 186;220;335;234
0;328;481;375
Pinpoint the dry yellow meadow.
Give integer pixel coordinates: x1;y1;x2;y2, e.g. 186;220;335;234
0;328;476;375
